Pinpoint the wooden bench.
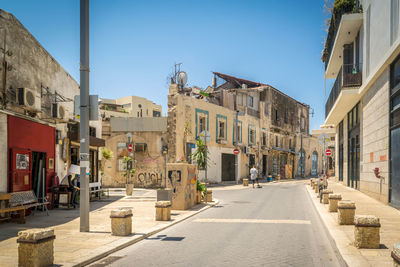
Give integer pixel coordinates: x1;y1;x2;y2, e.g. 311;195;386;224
89;182;109;200
0;193;25;223
10;190;49;216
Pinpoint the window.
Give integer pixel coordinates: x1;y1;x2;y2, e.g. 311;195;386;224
274;109;279;122
300;116;305;131
262;132;267;146
236;124;242;143
199;117;206;135
218;121;225;139
248;96;254;107
146;109;148;116
284;109;288;124
153;110;161;117
289;139;292;149
137;111;140;117
249;128;255;145
275;136;279;147
89;127;96;137
237;94;243;106
264;102;269;115
366;5;371;76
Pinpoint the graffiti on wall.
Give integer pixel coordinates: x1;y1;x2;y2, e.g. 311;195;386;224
136;168;163;188
168;170;181;193
188;167;197;185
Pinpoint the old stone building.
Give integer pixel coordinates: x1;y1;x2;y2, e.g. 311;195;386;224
0;9;104;196
167;72;323;183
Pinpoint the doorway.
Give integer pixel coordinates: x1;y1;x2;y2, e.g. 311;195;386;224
262;155;267;177
221;153;235;181
311;151;318;176
31;152;47;201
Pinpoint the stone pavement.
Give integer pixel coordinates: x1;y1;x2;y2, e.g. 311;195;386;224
306;180;400;267
0;189;217;267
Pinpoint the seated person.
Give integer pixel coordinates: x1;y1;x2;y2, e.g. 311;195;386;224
68;174;80;207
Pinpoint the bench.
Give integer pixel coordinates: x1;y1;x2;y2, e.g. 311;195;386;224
0;193;25;223
89;182;109;200
10;190;49;216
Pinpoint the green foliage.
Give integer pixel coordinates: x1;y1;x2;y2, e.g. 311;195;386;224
122;156;132;163
191;138;209;170
102;148;113;160
196;180;206;193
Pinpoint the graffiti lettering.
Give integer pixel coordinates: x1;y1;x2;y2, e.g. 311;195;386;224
136;169;162;188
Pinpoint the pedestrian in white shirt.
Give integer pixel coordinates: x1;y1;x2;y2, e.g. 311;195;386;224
250;165;259;188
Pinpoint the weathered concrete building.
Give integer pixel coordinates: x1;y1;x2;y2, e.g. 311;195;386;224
0;9;104;196
167;72;323;183
100;96;167;188
322;0;400;206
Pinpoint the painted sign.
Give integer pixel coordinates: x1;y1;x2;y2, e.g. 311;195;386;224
233;148;240;155
325;149;332;156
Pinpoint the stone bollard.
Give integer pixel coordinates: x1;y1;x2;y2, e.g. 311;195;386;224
337;200;356;225
314;182;319;193
354;215;380;249
206;189;213;202
310;179;314;187
392;243;400;267
243;179;249;186
328;193;342;212
321;189;333;204
155;201;171;221
17;228;55;267
110;209;133;236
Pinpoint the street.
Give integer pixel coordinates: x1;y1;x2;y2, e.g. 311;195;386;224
93;181;346;267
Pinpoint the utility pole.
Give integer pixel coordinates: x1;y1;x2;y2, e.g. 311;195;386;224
235;110;239;184
79;0;90;232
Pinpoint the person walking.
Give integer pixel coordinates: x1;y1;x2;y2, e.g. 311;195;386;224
250;165;259;188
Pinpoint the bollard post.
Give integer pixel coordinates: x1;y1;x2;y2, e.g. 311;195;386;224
155;201;171;221
337;200;356;225
354;215;380;249
17;228;55;267
110;209;133;236
328;193;342;212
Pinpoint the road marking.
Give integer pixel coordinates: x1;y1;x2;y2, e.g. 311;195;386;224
193;218;311;225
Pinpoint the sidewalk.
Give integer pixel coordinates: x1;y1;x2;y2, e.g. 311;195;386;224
0;189;217;267
306;180;400;267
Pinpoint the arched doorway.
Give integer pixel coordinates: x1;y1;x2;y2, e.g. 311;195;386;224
311;151;318;176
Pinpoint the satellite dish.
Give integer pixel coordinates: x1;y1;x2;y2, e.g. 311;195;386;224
177;71;188;87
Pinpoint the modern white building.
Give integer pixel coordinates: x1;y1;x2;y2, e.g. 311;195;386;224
322;0;400;207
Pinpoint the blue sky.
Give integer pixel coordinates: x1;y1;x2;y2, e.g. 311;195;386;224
1;0;330;130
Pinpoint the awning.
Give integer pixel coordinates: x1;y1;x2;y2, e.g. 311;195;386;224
271;147;296;155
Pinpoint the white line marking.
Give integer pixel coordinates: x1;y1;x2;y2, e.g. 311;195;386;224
193;218;311;225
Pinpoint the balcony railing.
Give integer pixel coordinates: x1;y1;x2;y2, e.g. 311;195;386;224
323;0;362;69
325;63;362;118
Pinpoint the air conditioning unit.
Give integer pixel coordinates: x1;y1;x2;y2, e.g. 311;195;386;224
242;146;252;154
16;88;41;112
52;103;67;120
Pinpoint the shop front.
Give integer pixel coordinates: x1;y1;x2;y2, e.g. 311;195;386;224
8;115;56;200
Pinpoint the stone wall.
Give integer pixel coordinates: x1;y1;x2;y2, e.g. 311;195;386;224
360;69;390;203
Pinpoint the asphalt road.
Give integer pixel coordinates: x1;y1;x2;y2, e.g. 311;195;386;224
92;181;346;267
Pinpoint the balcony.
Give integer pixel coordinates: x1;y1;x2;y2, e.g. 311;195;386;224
325;64;362;124
322;2;363;78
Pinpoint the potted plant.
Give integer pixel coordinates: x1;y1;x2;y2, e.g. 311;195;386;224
192;138;209;201
122;156;135;196
196;180;206;203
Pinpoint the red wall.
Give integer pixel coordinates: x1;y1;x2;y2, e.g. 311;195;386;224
8;115;56;191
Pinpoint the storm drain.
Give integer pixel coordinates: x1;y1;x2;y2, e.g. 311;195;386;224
89;256;125;267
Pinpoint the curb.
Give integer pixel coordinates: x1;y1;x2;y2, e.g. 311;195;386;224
73;199;220;267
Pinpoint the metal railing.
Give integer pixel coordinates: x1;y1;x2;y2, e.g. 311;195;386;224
323;1;362;69
325;63;362;118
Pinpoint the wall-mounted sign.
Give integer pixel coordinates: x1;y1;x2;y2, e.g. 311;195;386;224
16;154;29;170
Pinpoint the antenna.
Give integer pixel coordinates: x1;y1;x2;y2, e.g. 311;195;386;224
310;107;315;117
177;71;188;88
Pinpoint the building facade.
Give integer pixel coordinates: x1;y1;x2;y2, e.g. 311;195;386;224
322;0;400;206
0;9;104;196
166;72;323;183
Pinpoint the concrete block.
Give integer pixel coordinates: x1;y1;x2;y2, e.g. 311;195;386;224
243;179;248;186
17;228;55;267
110;209;133;236
328;193;342;212
196;191;202;203
392;243;400;267
206;189;213;202
322;189;333;204
354;215;380;249
155;201;171;221
338;200;356;225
